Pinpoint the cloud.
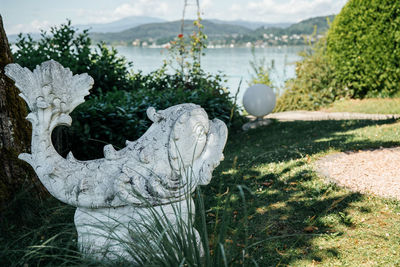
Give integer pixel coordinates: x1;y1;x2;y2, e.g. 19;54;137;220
250;0;346;21
113;0;170;18
72;0;347;26
230;0;347;22
76;0;174;24
201;0;213;10
75;0;216;24
6;20;51;34
230;4;242;12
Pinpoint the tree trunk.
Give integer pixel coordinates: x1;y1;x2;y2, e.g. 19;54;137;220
0;15;46;212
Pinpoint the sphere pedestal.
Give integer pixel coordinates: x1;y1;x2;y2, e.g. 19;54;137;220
242;117;272;131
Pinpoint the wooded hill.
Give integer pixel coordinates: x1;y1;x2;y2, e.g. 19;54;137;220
89;15;334;46
90;20;251;44
255;15;334;36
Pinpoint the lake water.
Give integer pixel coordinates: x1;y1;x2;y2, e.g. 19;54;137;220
115;46;306;102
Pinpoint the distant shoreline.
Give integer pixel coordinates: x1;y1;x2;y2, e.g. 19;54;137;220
99;43;310;49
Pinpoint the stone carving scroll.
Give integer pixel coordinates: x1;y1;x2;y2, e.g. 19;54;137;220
5;60;228;261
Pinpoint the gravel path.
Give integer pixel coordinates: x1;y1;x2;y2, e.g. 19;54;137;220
315;148;400;200
262;111;400;200
247;110;400;199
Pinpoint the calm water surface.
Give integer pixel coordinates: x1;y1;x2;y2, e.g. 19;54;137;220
115;46;306;102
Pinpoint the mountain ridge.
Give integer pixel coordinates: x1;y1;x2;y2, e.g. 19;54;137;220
207;19;292;30
74;16;166;33
7;15;334;46
89;15;334;46
89;19;253;44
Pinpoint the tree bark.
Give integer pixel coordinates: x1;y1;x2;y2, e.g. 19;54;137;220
0;15;46;212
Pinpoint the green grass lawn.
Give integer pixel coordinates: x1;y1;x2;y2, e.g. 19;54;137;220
2;105;400;266
208;118;400;266
323;98;400;114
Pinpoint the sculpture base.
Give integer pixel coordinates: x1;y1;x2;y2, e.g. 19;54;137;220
242;118;272;131
74;198;202;262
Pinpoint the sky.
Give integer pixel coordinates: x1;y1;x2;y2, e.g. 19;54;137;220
1;0;348;35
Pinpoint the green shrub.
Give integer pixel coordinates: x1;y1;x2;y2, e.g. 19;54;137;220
326;0;400;98
13;20;133;97
13;21;242;159
275;40;347;111
276;2;400;111
67;68;242;160
248;47;273;87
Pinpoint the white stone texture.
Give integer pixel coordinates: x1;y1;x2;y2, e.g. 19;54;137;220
5;60;228;261
243;84;276;117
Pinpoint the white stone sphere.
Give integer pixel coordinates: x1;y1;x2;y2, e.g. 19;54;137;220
243;84;276;117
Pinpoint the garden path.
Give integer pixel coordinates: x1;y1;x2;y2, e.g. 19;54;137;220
261;111;400;200
315;147;400;200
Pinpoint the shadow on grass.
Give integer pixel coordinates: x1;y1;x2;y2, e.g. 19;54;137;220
0;187;79;267
206;118;400;266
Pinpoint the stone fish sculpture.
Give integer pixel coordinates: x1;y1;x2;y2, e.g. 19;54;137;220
5;60;228;260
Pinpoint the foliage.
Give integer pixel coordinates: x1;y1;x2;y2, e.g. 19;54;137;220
189;18;208;70
12;20;242;159
283;15;335;35
326;0;400;98
68;67;242;160
252;15;334;37
276;2;400;111
275;39;347;111
248;47;273;87
13;20;133;97
166;14;207;76
64;13;242;159
0;186;80;266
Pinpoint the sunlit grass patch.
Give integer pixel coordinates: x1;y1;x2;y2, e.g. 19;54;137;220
208;117;400;265
323;98;400;114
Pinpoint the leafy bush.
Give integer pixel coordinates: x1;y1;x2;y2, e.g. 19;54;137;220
69;68;242;160
13;21;242;159
13;20;133;97
276;2;400;111
275;40;347;111
248;47;273;87
326;0;400;98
